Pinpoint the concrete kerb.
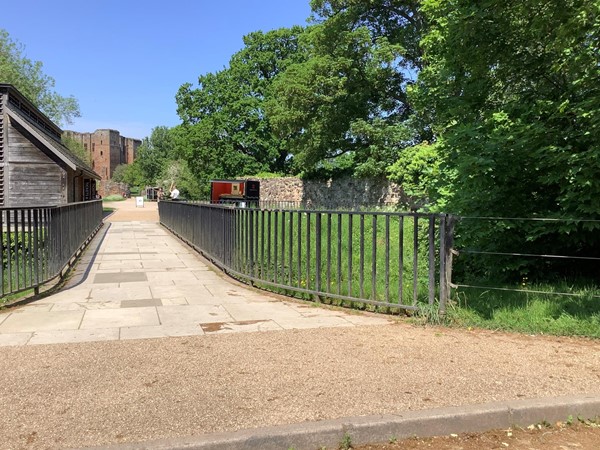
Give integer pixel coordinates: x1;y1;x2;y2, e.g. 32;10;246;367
85;394;600;450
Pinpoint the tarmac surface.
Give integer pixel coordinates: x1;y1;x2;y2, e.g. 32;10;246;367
0;199;599;449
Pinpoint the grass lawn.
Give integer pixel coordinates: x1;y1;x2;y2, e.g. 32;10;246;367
102;194;126;202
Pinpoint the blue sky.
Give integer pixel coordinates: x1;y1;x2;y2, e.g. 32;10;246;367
2;0;312;139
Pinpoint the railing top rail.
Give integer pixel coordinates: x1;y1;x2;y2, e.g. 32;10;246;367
0;199;102;212
459;215;600;223
163;200;449;218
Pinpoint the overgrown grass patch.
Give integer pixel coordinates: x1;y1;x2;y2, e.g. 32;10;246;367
450;283;600;338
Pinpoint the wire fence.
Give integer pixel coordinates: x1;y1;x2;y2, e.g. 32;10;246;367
452;216;600;299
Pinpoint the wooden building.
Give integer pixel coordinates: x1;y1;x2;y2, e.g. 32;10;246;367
0;84;100;207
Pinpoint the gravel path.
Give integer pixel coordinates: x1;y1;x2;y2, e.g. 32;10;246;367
104;198;159;222
1;324;599;449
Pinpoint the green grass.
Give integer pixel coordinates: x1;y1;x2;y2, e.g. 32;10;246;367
0;231;48;298
0;287;35;306
448;282;600;337
235;210;436;308
102;194;125;202
239;210;600;338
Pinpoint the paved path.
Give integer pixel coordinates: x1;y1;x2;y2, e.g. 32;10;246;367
0;200;599;450
0;199;390;346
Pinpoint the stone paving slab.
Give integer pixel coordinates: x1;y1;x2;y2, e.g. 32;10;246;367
80;307;160;329
94;272;148;283
0;219;392;346
0;333;31;346
157;304;234;325
90;286;153;302
119;324;203;340
0;310;84;333
28;328;120;345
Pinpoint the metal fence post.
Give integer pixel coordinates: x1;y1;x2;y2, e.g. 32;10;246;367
439;214;456;316
248;209;254;284
315;212;322;299
428;216;435;305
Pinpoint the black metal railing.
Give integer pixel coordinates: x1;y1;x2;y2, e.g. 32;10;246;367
0;200;103;298
159;201;455;314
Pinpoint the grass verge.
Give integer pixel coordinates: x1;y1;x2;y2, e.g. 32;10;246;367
446;282;600;338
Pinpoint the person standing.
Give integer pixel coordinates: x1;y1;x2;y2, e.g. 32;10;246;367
169;183;180;200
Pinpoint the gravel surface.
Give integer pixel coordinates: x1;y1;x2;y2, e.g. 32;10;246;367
104;198;159;222
1;324;599;449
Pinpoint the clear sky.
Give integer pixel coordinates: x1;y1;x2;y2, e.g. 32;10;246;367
2;0;312;139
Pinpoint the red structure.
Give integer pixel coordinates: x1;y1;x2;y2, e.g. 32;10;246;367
210;180;260;204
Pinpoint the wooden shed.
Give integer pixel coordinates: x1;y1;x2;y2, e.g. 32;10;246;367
0;84;100;207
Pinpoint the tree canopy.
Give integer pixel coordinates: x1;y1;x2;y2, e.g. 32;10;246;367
408;0;600;275
267;1;425;178
0;28;80;126
163;0;600;277
416;0;600;215
175;26;306;181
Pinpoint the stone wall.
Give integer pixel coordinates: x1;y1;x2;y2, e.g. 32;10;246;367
98;180;130;198
257;177;417;209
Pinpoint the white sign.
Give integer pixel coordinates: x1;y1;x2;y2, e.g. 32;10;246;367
135;196;144;208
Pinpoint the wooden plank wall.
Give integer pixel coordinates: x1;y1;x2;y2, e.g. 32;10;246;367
7;122;66;207
0;92;5;206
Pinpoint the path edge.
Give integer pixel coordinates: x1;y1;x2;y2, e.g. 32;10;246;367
87;394;600;450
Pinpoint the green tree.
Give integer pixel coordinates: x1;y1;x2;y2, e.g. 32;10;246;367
175;26;306;181
62;134;91;165
414;0;600;276
156;160;203;200
111;161;144;191
0;29;80;125
135;126;177;185
267;1;425;178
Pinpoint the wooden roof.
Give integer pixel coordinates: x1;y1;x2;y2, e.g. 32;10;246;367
0;84;100;180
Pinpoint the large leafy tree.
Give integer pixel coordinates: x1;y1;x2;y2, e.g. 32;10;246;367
414;0;600;276
135;126;177;185
176;26;306;180
0;29;80;125
267;1;425;177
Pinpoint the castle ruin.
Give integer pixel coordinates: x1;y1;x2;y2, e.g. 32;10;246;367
63;129;141;181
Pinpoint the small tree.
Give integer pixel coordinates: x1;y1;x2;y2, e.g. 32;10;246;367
0;29;80;125
62;135;91;165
